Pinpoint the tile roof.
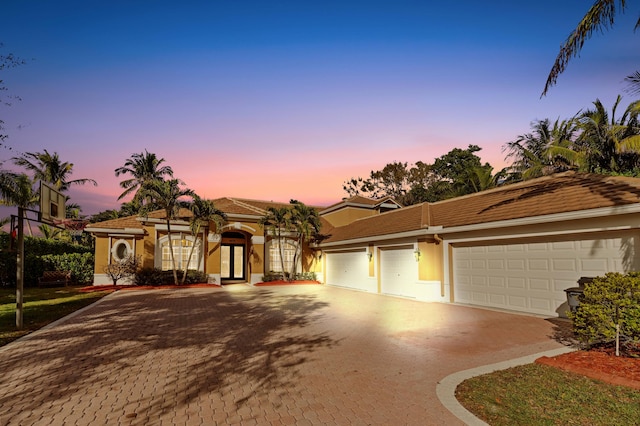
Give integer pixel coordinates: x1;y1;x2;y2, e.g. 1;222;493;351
322;172;640;243
87;198;326;230
85;215;144;231
320;195;399;214
429;172;640;228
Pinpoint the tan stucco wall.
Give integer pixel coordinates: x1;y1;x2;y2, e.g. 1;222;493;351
94;236;110;274
93;217;323;283
418;241;443;282
322;207;378;227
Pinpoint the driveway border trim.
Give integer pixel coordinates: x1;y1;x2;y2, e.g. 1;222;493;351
436;346;577;425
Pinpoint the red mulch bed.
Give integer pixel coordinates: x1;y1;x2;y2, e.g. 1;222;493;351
79;283;221;292
254;280;322;286
537;346;640;390
80;281;321;292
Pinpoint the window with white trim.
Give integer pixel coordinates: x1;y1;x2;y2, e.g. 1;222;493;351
268;239;297;273
158;235;202;271
111;239;132;262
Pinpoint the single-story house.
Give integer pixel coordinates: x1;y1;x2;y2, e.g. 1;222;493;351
87;172;640;318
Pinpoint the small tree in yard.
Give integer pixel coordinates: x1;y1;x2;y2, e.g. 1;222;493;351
571;272;640;356
103;255;140;285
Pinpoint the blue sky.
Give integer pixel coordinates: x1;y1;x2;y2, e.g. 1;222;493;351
1;1;638;214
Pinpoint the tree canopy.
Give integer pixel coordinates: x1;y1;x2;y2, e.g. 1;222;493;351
343;145;499;205
504;96;640;178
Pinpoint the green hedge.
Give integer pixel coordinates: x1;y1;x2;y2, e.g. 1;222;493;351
0;234;92;287
134;267;208;286
41;252;95;285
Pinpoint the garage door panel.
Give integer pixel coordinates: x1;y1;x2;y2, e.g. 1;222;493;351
454;235;635;316
553;258;577;271
508;295;526;308
488;276;505;288
528;259;549;271
581;258;609;272
507;259;525;270
530;278;551;291
487;259;504;269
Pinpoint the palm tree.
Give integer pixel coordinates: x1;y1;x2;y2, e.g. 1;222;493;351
139;179;194;285
181;196;226;284
288;201;321;279
543;1;640;96
464;166;504;193
0;172;38;236
573;96;640;174
504;117;578;180
12;150;97;191
38;223;65;241
259;206;291;279
114;150;174;204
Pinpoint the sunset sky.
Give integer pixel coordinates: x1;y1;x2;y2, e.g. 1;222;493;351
1;1;638;215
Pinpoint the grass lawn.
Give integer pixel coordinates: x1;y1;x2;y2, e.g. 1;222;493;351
0;286;112;347
456;363;640;425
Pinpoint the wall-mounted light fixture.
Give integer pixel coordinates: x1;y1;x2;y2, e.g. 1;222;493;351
366;250;373;262
316;250;323;261
414;248;421;262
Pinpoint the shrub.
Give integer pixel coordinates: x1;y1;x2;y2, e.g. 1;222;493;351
571;272;640;355
182;270;207;284
103;255;140;285
134;267;165;286
294;272;317;281
261;271;317;282
0;234;92;287
41;252;95;285
262;272;286;282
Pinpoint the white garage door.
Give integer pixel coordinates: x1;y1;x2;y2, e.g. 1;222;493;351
380;248;418;298
326;251;370;291
454;236;632;317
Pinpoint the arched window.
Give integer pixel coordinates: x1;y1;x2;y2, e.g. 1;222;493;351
268;239;298;273
157;235;202;271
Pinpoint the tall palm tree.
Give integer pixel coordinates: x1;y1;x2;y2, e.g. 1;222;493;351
12;150;97;191
139;179;194;285
288;201;321;279
259;206;291;278
543;1;640;96
114;150;174;204
181;196;226;284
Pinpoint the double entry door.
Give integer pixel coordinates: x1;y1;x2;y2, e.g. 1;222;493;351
221;243;245;281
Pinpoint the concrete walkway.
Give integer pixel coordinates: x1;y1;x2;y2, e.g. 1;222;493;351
0;285;570;425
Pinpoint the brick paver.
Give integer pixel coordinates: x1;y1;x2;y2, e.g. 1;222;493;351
0;285;567;425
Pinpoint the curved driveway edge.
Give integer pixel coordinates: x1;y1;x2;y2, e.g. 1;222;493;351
436;346;577;425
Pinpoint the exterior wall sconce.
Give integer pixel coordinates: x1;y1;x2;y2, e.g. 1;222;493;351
366;250;373;262
414;248;421;262
316;250;323;261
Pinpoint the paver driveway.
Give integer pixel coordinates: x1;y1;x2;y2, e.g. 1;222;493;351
0;285;568;425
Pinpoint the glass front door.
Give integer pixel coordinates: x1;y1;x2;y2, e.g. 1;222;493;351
221;244;245;281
